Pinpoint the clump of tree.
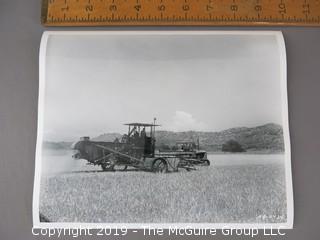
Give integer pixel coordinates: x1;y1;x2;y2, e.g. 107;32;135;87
171;145;178;151
222;140;245;152
159;144;171;151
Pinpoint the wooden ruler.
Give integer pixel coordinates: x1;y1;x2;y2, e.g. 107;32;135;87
42;0;320;26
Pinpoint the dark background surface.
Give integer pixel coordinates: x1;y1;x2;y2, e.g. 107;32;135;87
0;0;320;239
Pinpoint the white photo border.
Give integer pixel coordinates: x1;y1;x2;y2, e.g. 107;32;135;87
33;31;293;229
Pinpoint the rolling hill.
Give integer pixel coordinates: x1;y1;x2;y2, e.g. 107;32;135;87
155;123;284;152
43;123;285;153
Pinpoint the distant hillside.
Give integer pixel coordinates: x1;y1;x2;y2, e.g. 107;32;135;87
155;123;284;152
92;133;122;142
43;123;284;153
42;141;73;150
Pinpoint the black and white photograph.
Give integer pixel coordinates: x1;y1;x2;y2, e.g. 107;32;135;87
33;31;293;228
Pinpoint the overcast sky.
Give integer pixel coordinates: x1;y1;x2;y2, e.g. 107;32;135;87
42;32;285;141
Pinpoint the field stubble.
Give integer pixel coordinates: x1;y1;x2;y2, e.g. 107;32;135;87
40;163;286;223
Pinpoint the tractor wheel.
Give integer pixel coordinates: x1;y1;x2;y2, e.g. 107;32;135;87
203;160;210;166
101;162;114;171
113;165;128;171
152;159;168;173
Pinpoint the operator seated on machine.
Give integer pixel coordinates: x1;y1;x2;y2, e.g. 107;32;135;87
131;128;144;146
133;129;139;140
140;127;146;139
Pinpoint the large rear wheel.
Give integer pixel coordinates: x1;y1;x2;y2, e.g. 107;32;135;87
152;159;168;173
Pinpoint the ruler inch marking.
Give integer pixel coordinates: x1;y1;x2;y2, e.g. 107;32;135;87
42;0;320;26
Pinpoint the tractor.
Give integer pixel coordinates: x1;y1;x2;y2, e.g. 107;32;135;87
157;141;210;166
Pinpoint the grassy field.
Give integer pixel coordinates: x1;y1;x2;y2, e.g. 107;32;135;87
39;163;287;223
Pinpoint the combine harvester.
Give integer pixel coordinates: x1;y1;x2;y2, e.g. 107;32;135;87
72;120;209;173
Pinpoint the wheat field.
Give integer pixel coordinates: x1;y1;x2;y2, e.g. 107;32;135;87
39;160;287;223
